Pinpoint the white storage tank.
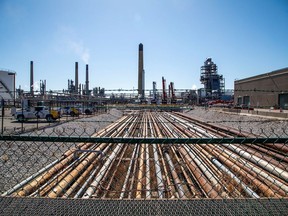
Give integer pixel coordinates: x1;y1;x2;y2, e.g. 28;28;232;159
0;69;16;101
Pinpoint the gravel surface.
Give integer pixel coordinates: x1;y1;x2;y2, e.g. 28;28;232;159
185;107;288;137
0;109;123;193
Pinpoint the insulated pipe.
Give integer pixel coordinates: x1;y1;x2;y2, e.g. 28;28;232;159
112;118;141;198
82;144;123;198
211;158;260;198
81;116;136;198
74;166;99;198
7;111;288;199
178;146;220;198
153;144;165;198
144;115;151;199
175;146;202;198
185;145;220;189
253;144;288;168
128;144;140;198
205;144;282;197
136;114;150;198
193;145;224;184
33;155;83;197
161;113;226;197
13;141;96;196
32;144;100;197
15;153;76;196
63;153;102;198
73;145;112;198
237;157;288;194
136;115;146;198
145;146;151;198
151;113;177;197
2;158;61;196
264;143;288;154
97;145;128;198
164;151;186;198
172;113;233;138
119;145;138;198
127;115;143;198
47;150;101;198
158;145;176;198
154;113;182;197
149;113;165;198
170;145;198;198
223;144;288;181
236;144;287;170
165;113;217;138
160;113;220;198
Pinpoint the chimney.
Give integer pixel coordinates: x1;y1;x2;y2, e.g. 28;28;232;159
138;43;144;98
30;61;34;96
85;64;89;95
75;62;78;94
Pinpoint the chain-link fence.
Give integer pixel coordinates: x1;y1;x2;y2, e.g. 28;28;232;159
0;99;109;135
0;107;287;214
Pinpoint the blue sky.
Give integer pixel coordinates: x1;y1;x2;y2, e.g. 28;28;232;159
0;0;287;92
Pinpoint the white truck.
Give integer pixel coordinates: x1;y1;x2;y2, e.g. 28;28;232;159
13;106;61;122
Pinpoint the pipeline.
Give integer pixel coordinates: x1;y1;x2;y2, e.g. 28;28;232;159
5;110;287;199
211;158;260;198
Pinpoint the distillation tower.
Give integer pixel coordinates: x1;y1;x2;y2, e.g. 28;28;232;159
200;58;224;99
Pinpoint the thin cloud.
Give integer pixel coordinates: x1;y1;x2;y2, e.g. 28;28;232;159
56;25;90;64
67;39;90;64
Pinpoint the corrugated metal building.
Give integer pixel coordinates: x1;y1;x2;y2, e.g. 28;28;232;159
234;67;288;109
0;69;16;101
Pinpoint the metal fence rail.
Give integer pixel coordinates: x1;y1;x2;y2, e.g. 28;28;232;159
0;136;287;144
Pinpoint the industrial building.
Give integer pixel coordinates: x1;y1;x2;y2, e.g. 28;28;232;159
234;67;288;109
0;69;16;101
200;58;224;99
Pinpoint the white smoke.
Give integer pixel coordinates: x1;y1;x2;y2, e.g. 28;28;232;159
56;26;90;64
67;40;90;64
32;81;40;91
192;84;197;90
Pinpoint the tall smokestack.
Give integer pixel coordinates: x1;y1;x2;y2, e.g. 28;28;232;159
85;64;89;96
75;62;78;94
138;43;144;98
152;81;157;101
30;61;34;96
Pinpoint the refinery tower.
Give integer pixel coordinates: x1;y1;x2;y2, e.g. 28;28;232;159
200;58;224;99
138;43;145;99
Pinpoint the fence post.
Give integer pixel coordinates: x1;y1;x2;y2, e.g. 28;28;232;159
1;99;4;134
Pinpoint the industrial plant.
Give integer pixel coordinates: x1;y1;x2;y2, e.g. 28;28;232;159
200;57;224;99
1;43;287;110
0;43;287;215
